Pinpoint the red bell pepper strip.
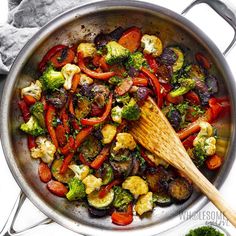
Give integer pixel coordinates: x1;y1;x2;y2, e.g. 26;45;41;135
98;179;121;199
60;136;75;155
80;94;113;126
23;95;37;106
40;95;48;111
38;45;67;72
144;54;158;74
141;67;163;108
118;27;142;53
28;135;36;149
182;134;197;150
132;77;148;86
59;107;70;133
45;105;59;149
184;91;200;105
78;153;91;166
166;93;183;105
74;126;93;149
18;100;30;122
78;52;115;80
90;146;110;170
60;152;74;174
55;124;67;147
111;204;133;226
141;150;156;167
195;52;211;69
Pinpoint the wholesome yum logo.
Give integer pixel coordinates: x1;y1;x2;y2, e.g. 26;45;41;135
179;210;229;227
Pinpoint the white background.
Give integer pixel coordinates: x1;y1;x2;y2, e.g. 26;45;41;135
0;0;236;235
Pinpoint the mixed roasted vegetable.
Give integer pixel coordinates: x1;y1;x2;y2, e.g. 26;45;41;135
18;26;230;226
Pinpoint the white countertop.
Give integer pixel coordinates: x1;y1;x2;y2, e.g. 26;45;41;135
0;0;236;235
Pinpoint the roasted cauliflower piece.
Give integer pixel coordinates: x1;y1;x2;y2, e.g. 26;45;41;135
79;73;94;85
82;174;102;194
61;63;80;90
113;133;136;151
101;124;117;144
122;176;148;196
30;136;56;163
111;106;123;124
141;34;163;57
69;164;90;180
77;43;97;58
21;80;42;100
135;192;153;215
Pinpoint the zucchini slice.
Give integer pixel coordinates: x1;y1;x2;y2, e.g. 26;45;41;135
152;194;173;207
51;159;74;183
170;47;184;72
87;189;114;209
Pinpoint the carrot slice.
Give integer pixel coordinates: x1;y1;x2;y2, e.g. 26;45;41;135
206;155;222;170
118;27;142;53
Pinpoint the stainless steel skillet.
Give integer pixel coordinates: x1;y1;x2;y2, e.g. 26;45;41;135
1;0;236;235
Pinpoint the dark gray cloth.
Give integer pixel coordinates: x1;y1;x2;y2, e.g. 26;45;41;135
0;0;83;74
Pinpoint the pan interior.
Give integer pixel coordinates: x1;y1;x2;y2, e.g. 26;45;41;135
4;3;233;234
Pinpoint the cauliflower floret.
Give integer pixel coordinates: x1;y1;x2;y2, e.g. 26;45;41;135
101;124;117;144
111;106;123;124
122;176;148;196
193;121;216;157
82;174;102;194
30;136;56;163
61;63;80;90
69;164;90;180
204;137;216;156
113;133;136;151
77;43;97;58
141;34;163;57
21;80;42;100
135;192;153;215
79;73;94;85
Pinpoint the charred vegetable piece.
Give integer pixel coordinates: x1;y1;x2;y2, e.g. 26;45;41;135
160;47;178;65
146;166;174;195
170;47;184;72
167;108;182;131
79;135;101;159
152;193;172;207
95;163;114;185
51;159;74;183
75;96;91;119
168;177;193;202
47;88;67;109
189;64;205;82
113;186;133;211
88;206;110;218
87;189;114;209
206;75;218;95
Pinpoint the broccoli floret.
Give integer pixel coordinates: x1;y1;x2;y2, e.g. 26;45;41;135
193;143;207;167
170;78;195;97
113;186;133;211
185;226;224;236
66;177;86;201
105;41;130;65
39;65;65;91
122;98;140;120
20;116;44;136
125;52;146;70
30;102;45;128
116;93;130;104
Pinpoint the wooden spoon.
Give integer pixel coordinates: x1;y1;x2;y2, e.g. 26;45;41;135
130;97;236;227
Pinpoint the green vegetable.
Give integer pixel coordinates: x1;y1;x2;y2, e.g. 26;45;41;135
20;116;44;136
109;76;122;85
39;65;65;91
116;93;130;104
105;41;130;65
101;163;114;185
113;186;133;211
189;64;205;82
87;189;114;209
170;47;184;72
66;177;86;201
122;98;141;120
30;102;45;128
170;78;195;97
185;226;224;236
193;143;207;167
152;193;172;207
125;51;146;70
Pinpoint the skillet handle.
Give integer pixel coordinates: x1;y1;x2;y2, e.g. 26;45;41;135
0;191;52;236
182;0;236;55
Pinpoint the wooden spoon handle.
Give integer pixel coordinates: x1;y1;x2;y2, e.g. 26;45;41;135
182;159;236;227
